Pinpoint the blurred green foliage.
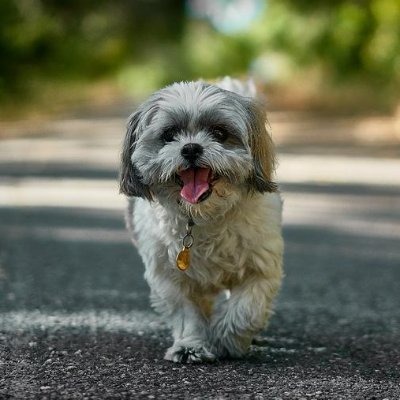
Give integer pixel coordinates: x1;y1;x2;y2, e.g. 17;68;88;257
0;0;184;99
0;0;399;109
266;0;400;85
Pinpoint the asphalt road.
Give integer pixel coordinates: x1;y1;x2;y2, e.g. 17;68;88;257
0;114;400;399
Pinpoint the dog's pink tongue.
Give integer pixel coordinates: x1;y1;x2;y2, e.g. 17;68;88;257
179;168;210;204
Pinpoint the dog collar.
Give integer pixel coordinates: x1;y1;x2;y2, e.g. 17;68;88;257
176;217;194;271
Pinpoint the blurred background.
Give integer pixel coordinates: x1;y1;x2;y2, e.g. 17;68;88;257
1;0;400;116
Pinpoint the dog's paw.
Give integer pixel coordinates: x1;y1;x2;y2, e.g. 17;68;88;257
210;333;252;359
251;335;269;347
164;344;217;363
210;339;244;359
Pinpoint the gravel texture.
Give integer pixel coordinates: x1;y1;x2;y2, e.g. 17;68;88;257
1;119;399;399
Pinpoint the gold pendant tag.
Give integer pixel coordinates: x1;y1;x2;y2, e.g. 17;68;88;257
176;247;190;271
176;217;194;271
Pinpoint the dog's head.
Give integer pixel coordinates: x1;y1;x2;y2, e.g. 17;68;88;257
120;81;276;218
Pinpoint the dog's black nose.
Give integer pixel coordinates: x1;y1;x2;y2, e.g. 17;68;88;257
181;143;204;161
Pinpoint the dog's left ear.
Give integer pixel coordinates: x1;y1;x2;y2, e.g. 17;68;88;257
119;109;153;200
247;101;278;193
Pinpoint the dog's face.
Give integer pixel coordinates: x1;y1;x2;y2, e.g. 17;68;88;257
120;81;276;218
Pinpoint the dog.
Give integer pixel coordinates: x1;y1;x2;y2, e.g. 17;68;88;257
120;77;283;363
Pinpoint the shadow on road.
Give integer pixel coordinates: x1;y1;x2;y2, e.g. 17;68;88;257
1;167;399;397
0;161;118;180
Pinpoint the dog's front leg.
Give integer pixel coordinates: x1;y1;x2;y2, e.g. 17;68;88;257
210;273;282;358
149;277;216;363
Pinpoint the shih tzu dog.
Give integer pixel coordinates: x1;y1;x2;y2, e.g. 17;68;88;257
120;77;283;363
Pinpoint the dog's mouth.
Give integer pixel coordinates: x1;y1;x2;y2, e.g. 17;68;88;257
176;167;218;204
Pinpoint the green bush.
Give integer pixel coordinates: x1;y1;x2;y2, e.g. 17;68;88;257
1;0;399;108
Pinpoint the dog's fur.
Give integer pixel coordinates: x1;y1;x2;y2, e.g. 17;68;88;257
120;77;283;363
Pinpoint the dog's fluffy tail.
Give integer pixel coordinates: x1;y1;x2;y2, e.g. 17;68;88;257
216;76;257;98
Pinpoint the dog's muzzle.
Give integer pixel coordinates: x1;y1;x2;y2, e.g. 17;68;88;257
181;143;204;163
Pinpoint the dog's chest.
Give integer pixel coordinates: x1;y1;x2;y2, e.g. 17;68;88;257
133;195;282;288
182;223;254;287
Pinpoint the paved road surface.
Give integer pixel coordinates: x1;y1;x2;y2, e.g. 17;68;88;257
0;114;399;399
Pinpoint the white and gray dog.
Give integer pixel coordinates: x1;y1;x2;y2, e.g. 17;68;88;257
120;77;283;363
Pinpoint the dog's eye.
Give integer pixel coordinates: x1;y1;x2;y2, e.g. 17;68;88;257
161;128;175;143
211;127;228;142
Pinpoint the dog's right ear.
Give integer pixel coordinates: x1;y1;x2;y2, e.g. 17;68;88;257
119;110;153;200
